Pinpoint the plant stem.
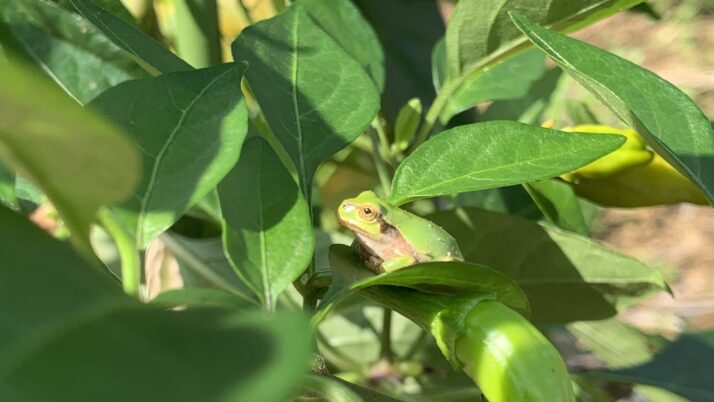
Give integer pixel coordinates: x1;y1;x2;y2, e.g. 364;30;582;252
371;116;392;163
174;0;222;68
97;208;141;297
368;129;392;196
380;308;394;362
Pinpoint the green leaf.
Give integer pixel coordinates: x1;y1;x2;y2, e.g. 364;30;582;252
445;0;642;78
160;233;258;304
350;262;530;315
52;0;135;24
0;59;140;251
569;319;656;369
393;97;422;151
389;121;625;205
302;0;384;90
0;163;16;210
353;0;444;121
429;208;668;323
301;375;362;402
510;12;714;204
0;0;148;103
593;331;714;401
0;308;312;402
150;288;254;310
525;179;589;235
481;68;563;124
0;205;312;402
218;137;314;310
90;63;248;248
0;204;127;361
439;49;546;124
232;4;379;196
69;0;192;74
455;186;543;220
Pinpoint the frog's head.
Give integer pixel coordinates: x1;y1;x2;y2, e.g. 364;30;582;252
338;191;386;238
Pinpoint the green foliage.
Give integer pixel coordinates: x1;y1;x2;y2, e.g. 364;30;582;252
0;0;711;400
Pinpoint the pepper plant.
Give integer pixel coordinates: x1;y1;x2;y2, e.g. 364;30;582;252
0;0;712;401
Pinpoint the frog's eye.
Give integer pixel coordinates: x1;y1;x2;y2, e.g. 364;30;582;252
359;206;378;221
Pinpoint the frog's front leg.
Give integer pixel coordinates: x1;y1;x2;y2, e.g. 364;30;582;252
380;255;417;272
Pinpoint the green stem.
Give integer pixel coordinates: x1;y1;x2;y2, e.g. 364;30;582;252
371;116;391;164
380;308;394;362
97;208;141;297
174;0;222;68
368;130;392;196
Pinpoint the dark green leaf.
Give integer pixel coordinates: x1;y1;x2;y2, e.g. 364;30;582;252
52;0;135;24
90;63;248;248
303;0;384;90
446;0;642;76
160;232;258;304
429;208;667;323
0;204;127;360
511;12;714;204
354;0;444;121
455;186;543;220
0;0;148;103
525;179;589;235
70;0;192;74
0;59;140;250
481;68;563;124
151;288;254;310
232;4;379;196
0;163;16;210
439;49;546;124
594;331;714;401
389;121;625;205
351;262;530;315
0;205;312;402
0;308;312;402
218;137;314;310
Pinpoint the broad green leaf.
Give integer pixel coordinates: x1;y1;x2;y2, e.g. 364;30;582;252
389;121;625;205
354;0;444;121
0;204;126;361
160;233;258;304
52;0;135;24
0;205;312;401
445;0;642;78
429;208;667;323
481;68;563;124
0;308;312;402
232;4;379;197
90;63;248;248
439;49;546;124
511;12;714;204
434;0;643;131
455;186;543;220
70;0;192;74
0;59;140;250
303;0;384;90
350;262;530;315
569;319;656;369
0;163;16;210
0;0;148;103
151;288;255;310
525;179;589;235
218;137;314;310
592;331;714;401
326;377;402;402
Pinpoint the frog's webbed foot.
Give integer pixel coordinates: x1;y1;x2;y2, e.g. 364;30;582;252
380;255;417;272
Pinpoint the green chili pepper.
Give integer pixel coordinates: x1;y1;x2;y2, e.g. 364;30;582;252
455;301;575;402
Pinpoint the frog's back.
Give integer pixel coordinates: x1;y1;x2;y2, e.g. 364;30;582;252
384;207;463;262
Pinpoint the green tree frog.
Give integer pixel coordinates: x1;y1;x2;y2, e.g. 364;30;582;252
337;191;463;272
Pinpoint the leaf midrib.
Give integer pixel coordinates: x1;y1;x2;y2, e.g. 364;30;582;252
135;68;233;245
